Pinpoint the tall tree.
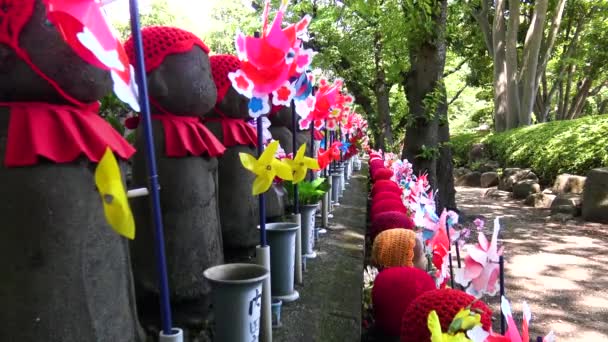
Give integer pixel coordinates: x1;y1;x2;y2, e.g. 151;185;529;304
401;0;455;211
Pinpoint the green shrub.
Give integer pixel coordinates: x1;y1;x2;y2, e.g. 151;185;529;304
450;115;608;183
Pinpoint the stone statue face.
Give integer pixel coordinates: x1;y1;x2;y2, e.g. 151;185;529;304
147;46;217;117
215;86;250;119
0;0;112;103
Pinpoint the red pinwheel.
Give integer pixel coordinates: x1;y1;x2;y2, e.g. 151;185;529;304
44;0;139;111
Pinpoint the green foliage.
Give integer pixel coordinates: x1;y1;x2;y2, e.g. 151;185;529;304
284;177;330;205
417;144;441;160
451;115;608;182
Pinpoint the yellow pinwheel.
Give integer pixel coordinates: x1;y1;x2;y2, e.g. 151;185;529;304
285;143;320;184
95;148;135;240
428;309;479;342
240;140;294;195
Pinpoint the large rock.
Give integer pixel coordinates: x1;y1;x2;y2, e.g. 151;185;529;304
456;172;482;187
478;160;500;173
550;193;582;216
524;193;556;208
266;183;287;219
553;174;586;195
513;180;541;199
498;168;539;192
484;189;512;200
454;167;471;179
480;172;499;188
582;168;608;223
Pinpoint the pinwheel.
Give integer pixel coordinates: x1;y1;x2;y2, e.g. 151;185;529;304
427;308;486;342
44;0;139;111
298;78;344;130
239;140;294;195
479;297;555;342
94;148;135;239
455;217;504;298
284;144;319;183
429;210;451;288
229;0;314;117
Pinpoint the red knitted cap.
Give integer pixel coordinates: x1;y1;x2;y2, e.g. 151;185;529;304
371;211;415;240
372;168;394;181
372;191;402;202
372;267;435;336
371;199;407;221
371;181;402;197
209;54;241;104
400;289;493;342
124;26;210;73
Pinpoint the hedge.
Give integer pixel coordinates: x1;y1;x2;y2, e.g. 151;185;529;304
450;115;608;183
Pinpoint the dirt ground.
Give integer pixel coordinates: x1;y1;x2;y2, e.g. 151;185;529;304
456;186;608;341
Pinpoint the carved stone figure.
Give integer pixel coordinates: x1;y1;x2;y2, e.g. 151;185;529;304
0;1;143;341
124;26;226;324
203;54;260;257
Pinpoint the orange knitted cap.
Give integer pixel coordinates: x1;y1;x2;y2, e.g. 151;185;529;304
124;26;210;73
209;54;241;104
371;228;417;268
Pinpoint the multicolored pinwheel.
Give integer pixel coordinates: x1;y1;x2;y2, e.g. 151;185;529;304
229;0;314;117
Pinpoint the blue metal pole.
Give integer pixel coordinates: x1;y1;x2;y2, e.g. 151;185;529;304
291;101;299;214
127;0;173;334
257;116;267;246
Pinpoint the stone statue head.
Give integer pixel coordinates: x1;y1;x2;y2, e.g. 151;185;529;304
208;54;249;119
124;26;216;117
0;0;112;104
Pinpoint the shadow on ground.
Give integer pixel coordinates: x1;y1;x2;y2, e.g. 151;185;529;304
457;186;608;341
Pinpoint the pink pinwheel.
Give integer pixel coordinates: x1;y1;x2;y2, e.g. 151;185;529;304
45;0;139;111
477;296;555;342
455;217;504;298
230;0;313;117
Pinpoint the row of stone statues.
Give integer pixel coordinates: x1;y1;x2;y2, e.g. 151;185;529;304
0;2;308;340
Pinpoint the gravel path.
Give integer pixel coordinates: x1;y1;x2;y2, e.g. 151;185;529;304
456;186;608;341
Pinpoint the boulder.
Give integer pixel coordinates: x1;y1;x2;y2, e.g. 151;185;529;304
454;167;471;179
478;160;500;173
582;168;608;223
468;143;487;162
550;193;582;216
524;193;556;208
483;189;511;200
512;180;541;199
553;174;586;195
456;172;482;187
498;169;539;192
480;172;499;188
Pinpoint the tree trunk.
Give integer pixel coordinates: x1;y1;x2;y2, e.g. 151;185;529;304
373;31;394;148
535;0;567;94
519;0;549;126
472;0;494;55
402;0;448;204
505;0;520;129
561;64;575;120
493;0;508;132
599;99;608;115
436;88;456;212
567;77;593;119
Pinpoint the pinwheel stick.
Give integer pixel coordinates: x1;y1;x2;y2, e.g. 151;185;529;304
324;124;329;177
291;101;299;214
128;0;174;335
444;224;455;289
499;255;506;334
